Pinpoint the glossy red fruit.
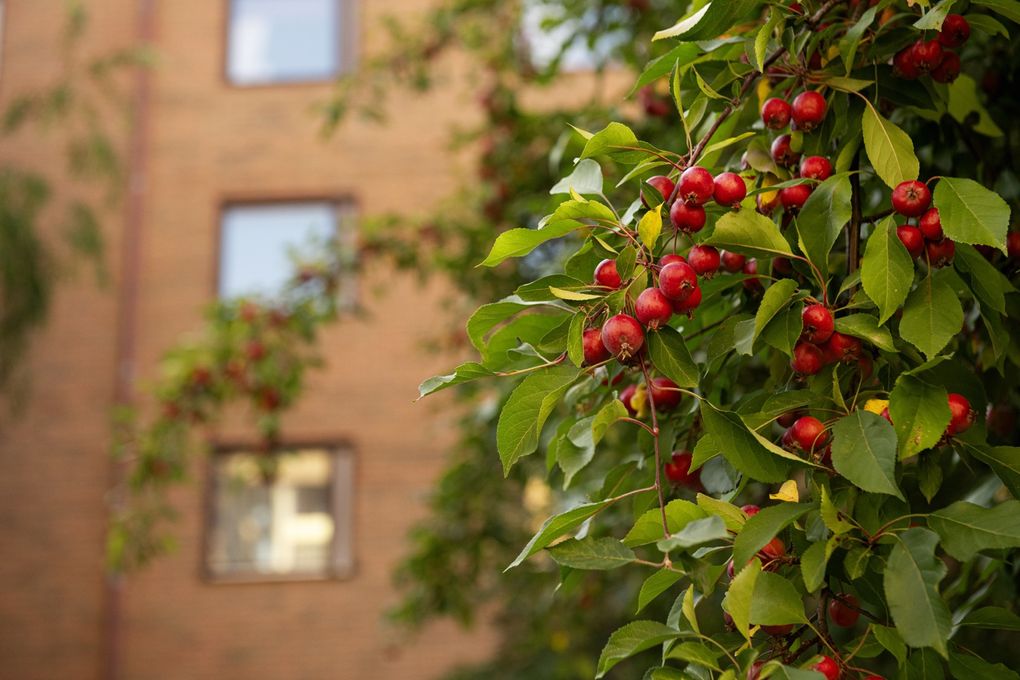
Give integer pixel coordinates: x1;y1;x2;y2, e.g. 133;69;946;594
802;304;835;344
791;91;827;132
918;208;944;241
741;504;760;517
829;595;861;627
911;39;944;74
601;314;645;360
777;410;803;428
791;341;824;375
641;175;676;208
660;253;686;267
925;238;956;267
947;392;975;435
594;259;622;289
669;200;707;233
800;155;833;181
678;166;715;205
742;259;763;292
760;537;786;560
1008;232;1020;258
761;97;792;129
714;172;747;208
688;245;721;276
582;328;610;365
762;623;794;636
772;257;794;277
673;285;703;316
721;250;746;273
813;655;840;680
932;51;961;83
781;428;797;450
891;180;932;217
771;134;801;168
664;450;699;486
780;184;812;212
939;14;970;48
894;47;920;79
635;288;674;329
897;225;925;258
791;416;829;451
659;261;698;301
650;377;682;411
619;384;638;416
823;332;863;364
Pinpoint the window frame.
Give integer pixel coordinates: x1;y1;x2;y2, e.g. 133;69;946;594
212;193;358;304
222;0;359;88
201;440;357;584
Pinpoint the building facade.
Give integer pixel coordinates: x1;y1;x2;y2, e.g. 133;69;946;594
0;1;497;678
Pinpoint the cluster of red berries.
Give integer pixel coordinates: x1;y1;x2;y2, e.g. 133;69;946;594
891;180;955;267
641;165;748;233
759;92;830;213
790;304;864;376
894;14;969;84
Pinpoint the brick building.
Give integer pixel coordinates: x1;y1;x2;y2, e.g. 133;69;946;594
0;1;499;678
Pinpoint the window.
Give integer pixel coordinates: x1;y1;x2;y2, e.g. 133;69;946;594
226;0;354;85
519;0;628;73
218;200;354;300
206;446;354;580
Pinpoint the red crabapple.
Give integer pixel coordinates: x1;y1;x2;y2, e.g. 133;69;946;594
594;259;622;289
601;314;645;360
891;180;932;217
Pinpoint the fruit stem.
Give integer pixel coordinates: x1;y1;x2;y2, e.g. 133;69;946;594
639;356;672;540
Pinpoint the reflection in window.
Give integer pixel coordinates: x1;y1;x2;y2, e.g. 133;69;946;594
218;200;353;300
519;0;628;72
227;0;344;85
206;447;354;579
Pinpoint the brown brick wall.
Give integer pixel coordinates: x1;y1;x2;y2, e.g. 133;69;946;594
0;0;495;678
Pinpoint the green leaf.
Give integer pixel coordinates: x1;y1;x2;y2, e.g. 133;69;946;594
839;5;879;71
560;418;596;486
742;279;798;355
625;499;707;547
820;485;855;535
760;304;803;357
949;652;1020;680
723;558;760;641
481;222;579;267
753;10;781;72
834;314;896;352
796;175;852;276
646;326;700;388
567;313;585;367
761;664;826;680
933;177;1010;252
636;569;684;613
873;625;908;665
914;0;959;29
652;0;760;42
889;375;950;459
701;131;757;158
862;102;920;189
592;399;628;444
732;504;813;571
547;537;636;570
517;275;589;302
700;402;789;483
954;244;1014;314
507;500;610;569
967;445;1020;497
580;122;640;160
973;0;1020;24
418;362;494;398
900;269;964;358
550;159;604;195
704;209;793;259
928;500;1020;561
656;515;729;552
696;493;747;532
947;74;1004;137
749;572;807;625
960;606;1020;630
884;528;951;656
595;621;680;678
831;410;904;499
861;217;914;324
665;641;721;671
497;366;581;475
800;537;836;593
638;208;663;249
964;13;1010;37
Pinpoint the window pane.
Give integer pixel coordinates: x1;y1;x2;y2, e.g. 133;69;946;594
227;0;340;85
207;448;348;578
219;202;338;299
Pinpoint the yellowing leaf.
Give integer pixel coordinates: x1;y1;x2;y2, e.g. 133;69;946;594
569;187;588;203
756;79;772;103
638;209;664;249
865;399;890;415
769;480;800;503
549;286;602;301
631;384;649;418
